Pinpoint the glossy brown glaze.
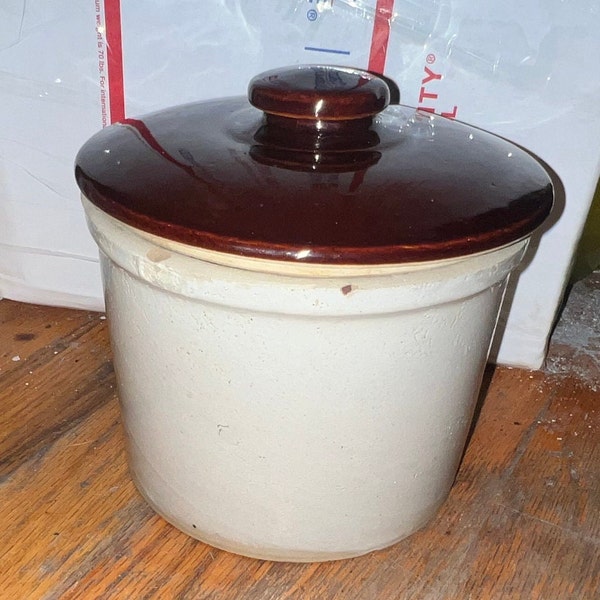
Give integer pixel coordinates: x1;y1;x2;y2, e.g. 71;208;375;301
75;66;554;264
248;65;390;120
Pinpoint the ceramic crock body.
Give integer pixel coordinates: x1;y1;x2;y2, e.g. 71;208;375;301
84;197;528;561
75;65;554;561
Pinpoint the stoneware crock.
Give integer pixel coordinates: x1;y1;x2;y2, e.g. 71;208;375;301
75;65;554;562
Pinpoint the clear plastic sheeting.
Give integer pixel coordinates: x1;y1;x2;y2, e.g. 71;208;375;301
1;0;599;368
0;1;103;308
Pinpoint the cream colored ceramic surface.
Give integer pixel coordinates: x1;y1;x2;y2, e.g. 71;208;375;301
84;198;528;561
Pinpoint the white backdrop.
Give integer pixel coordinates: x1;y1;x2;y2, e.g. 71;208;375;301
1;0;599;368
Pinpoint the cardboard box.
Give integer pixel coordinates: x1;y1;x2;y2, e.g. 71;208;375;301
1;0;599;368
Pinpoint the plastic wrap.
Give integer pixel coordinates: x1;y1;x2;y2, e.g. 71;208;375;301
1;0;599;367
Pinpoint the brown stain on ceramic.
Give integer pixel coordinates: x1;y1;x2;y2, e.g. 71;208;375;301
146;248;172;263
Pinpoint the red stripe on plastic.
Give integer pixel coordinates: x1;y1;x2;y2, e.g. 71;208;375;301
104;0;125;123
367;0;395;74
120;119;196;176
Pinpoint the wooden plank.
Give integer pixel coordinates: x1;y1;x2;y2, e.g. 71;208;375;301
0;297;597;599
0;301;112;477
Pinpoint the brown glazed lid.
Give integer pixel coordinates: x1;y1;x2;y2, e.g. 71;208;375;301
75;65;553;264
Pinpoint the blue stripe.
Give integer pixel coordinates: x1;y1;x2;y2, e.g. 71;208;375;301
304;46;351;55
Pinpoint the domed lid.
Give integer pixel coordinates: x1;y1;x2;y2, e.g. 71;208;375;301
75;65;553;264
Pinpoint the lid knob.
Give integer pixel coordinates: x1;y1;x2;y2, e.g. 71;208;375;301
248;65;391;121
249;65;389;155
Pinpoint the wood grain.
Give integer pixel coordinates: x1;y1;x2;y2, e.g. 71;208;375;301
0;293;598;600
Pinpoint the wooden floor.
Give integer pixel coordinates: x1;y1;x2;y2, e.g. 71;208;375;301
1;274;598;599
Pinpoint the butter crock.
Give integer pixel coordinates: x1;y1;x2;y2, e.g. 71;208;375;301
75;65;553;562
